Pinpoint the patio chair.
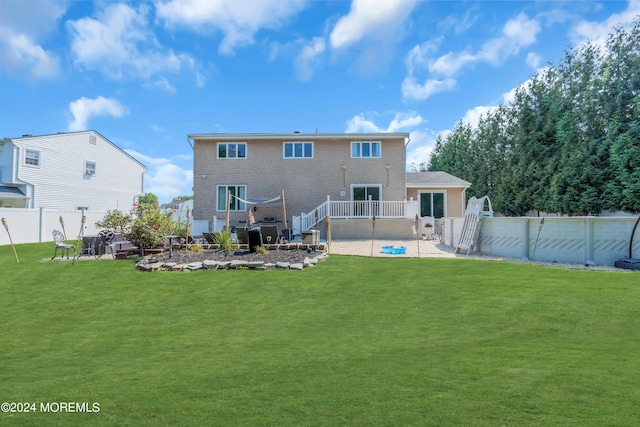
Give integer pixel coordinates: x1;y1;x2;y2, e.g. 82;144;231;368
236;228;249;244
202;232;216;244
260;225;279;245
52;229;76;259
97;229;116;256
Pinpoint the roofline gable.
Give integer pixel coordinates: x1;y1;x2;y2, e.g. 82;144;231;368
6;130;147;171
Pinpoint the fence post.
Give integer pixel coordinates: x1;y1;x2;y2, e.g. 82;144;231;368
521;218;530;260
585;217;595;266
39;207;45;242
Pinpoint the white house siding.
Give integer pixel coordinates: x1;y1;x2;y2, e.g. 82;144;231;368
8;131;145;210
0;142;16;183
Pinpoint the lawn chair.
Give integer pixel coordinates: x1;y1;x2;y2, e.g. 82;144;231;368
97;229;116;256
202;232;216;244
52;229;76;259
236;228;249;244
260;225;279;245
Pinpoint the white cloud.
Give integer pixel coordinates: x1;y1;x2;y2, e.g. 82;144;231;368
477;13;541;65
404;40;440;75
570;0;640;48
526;52;542;69
427;51;476;77
0;0;66;80
294;37;326;81
345;111;435;166
125;149;193;202
460;83;521;128
151;77;177;94
428;13;541;76
68;96;128;132
345;111;425;133
68;3;194;82
406;130;437;169
329;0;418;49
403;12;542;101
155;0;307;55
0;33;60;80
401;77;456;101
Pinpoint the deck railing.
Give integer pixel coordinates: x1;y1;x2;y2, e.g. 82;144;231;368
293;197;420;234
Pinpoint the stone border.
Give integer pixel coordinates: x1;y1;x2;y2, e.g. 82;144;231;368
135;252;329;272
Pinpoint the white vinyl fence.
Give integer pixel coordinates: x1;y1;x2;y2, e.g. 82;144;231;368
0;208;109;245
440;216;640;266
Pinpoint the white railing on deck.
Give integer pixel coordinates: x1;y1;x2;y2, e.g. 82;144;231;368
293;197;420;232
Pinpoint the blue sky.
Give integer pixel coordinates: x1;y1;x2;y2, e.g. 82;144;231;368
1;0;638;203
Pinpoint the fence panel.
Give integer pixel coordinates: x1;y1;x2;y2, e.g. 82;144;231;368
0;208;108;245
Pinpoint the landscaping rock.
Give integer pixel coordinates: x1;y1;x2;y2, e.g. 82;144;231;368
247;261;265;269
135;247;327;272
187;262;203;270
202;260;218;269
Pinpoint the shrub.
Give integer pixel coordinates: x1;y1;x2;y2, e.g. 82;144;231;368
215;228;234;252
97;203;186;250
254;245;267;254
187;243;203;253
95;210;132;235
127;203;177;249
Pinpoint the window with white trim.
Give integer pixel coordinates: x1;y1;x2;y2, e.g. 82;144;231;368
217;185;247;212
25;149;40;166
217;142;246;159
85;161;96;176
283;142;313;158
351;141;381;158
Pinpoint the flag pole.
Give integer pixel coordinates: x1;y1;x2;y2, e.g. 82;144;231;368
281;189;288;230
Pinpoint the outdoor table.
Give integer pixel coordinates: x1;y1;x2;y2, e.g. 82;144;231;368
164;235;179;258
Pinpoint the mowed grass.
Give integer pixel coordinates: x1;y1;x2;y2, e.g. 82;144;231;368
1;243;639;426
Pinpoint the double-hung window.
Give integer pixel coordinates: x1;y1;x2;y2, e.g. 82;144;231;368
218;142;246;159
351;141;381;158
217;185;247;212
283;142;313;159
25;149;40;166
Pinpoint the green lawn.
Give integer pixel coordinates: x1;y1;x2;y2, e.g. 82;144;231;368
1;243;639;426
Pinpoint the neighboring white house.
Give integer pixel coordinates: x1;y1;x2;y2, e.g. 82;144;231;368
0;131;146;210
161;198;193;222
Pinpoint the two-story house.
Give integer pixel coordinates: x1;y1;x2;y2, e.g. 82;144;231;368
189;132;469;238
0;131;146;210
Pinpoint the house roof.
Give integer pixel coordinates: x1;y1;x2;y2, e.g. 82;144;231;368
406;171;471;189
188;132;410;141
0;186;27;198
5;130;147;170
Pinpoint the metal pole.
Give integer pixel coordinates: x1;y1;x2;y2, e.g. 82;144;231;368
530;218;545;263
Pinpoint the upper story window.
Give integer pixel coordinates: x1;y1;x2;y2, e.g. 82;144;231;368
25;149;40;166
351;141;381;158
283;142;313;159
218;142;246;159
85;161;96;176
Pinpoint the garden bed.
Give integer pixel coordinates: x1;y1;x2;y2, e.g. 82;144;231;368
136;246;327;271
